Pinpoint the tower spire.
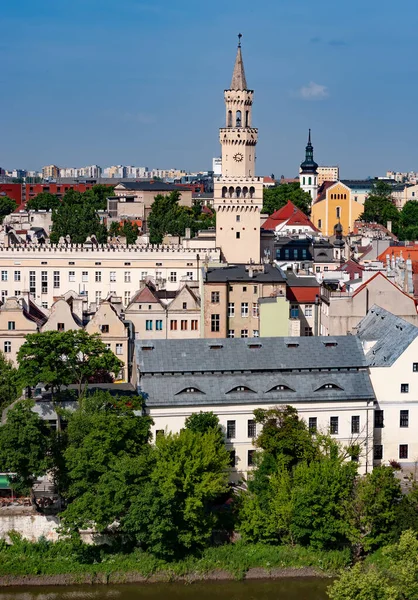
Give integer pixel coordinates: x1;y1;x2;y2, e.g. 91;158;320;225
230;34;247;91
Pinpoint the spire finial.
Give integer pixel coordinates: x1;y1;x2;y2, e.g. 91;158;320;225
308;128;311;143
230;34;247;90
238;33;242;47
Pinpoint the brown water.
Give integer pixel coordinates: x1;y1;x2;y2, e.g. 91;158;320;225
0;579;330;600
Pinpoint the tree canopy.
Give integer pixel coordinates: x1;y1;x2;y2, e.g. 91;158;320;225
0;352;21;411
26;192;60;211
0;196;17;223
262;183;312;216
17;330;122;398
108;220;140;244
148;192;215;244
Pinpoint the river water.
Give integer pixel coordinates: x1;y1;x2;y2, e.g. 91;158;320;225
0;580;330;600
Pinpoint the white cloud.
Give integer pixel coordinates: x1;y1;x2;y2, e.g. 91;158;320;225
299;82;329;100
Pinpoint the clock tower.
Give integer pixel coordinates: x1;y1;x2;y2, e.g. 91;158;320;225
214;35;263;264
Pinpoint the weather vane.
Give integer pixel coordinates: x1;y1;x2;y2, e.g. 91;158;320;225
238;33;242;47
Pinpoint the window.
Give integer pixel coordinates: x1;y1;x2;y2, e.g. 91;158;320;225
1;271;7;282
95;271;101;282
330;416;339;434
293;249;298;259
101;324;109;333
243;286;247;292
41;271;48;294
252;302;259;317
336;207;341;219
124;271;131;283
290;305;299;318
95;261;101;266
14;271;20;282
241;302;249;317
228;302;235;317
228;329;235;338
248;419;256;438
110;271;116;282
146;320;153;331
227;420;236;439
169;272;177;283
124;291;131;305
186;271;193;279
304;327;313;336
401;383;409;393
7;321;15;331
141;271;148;280
236;232;240;239
53;271;60;288
253;330;259;337
14;290;20;297
374;444;383;460
211;314;220;332
309;417;317;432
399;444;408;459
95;291;101;305
181;320;188;330
413;362;418;372
241;329;248;338
57;323;65;332
182;302;187;310
4;341;11;353
229;450;236;467
236;215;241;222
1;290;7;301
156;320;163;331
351;415;360;434
211;291;220;303
155;430;164;438
375;410;384;428
400;410;409;428
116;343;123;355
69;271;75;282
191;320;198;330
82;271;88;282
29;271;36;294
253;286;257;294
304;305;313;317
248;450;255;467
148;305;152;310
170;320;177;331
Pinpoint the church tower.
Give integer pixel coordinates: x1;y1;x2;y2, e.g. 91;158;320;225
299;129;318;201
214;35;263;264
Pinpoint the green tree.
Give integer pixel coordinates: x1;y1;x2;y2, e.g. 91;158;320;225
184;411;224;447
0;400;53;495
360;181;400;234
60;391;152;531
17;330;122;398
148;191;185;243
121;220;139;244
0;352;21;411
0;196;16;223
328;563;398;600
123;428;230;558
398;200;418;240
348;466;403;553
26;192;60;211
91;184;114;210
262;183;312;215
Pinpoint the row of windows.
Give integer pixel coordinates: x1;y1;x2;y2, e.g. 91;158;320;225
227;330;259;338
276;248;309;260
330;193;347;200
144;319;198;331
3;339;124;355
229;449;255;468
1;270;195;286
308;415;360;435
375;409;411;428
290;305;313;318
374;444;409;460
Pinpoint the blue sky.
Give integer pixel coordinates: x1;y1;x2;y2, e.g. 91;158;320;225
1;0;418;178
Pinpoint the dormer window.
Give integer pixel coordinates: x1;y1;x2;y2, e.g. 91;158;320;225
266;384;295;393
176;387;203;394
227;386;255;393
316;383;342;391
324;342;337;347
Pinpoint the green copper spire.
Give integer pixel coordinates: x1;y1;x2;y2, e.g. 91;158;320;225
300;129;318;173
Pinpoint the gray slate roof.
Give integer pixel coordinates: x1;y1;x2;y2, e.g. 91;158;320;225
116;182;191;192
140;370;374;407
355;305;418;367
135;336;367;374
286;273;319;287
205;264;286;283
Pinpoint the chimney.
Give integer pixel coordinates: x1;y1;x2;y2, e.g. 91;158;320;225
248;266;253;278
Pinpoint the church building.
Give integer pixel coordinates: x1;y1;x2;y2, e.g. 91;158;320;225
213;36;263;264
299;130;319;201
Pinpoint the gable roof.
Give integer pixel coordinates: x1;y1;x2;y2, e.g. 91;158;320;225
352;271;416;304
129;283;163;306
315;181;336;203
356;305;418;367
262;201;318;231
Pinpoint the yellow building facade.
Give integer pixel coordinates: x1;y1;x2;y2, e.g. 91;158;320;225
311;181;364;236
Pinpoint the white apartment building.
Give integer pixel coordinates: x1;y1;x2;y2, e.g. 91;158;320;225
356;306;418;472
0;243;220;310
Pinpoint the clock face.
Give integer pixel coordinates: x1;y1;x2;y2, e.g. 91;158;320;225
233;152;244;163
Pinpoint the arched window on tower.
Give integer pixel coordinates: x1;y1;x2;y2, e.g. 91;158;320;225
228;110;232;128
222;186;227;198
303;177;306;185
245;110;249;127
249;186;255;198
236;110;242;127
229;186;235;198
308;176;312;185
243;186;248;197
236;186;242;198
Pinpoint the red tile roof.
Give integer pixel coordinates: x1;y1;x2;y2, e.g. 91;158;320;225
315;181;335;203
377;246;418;263
286;286;320;304
262;200;319;232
